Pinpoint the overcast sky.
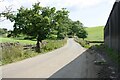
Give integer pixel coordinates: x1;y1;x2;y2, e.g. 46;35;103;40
0;0;115;30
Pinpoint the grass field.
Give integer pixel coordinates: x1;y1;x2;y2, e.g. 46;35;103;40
0;37;36;44
85;26;104;41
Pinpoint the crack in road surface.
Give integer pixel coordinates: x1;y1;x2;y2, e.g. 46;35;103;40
2;38;100;78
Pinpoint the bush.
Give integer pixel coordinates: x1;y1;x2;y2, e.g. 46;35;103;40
74;37;90;48
42;39;67;52
47;34;57;40
68;35;73;38
57;33;65;39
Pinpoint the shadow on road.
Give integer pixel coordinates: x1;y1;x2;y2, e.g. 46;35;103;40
49;48;101;78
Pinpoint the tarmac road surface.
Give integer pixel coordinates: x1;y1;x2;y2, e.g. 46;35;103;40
2;38;100;78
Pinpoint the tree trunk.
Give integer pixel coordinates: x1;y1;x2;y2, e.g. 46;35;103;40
36;40;40;52
36;37;42;53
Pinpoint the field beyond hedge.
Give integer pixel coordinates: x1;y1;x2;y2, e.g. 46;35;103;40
85;26;104;41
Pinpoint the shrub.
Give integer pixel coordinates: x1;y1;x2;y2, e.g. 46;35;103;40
42;39;67;52
57;33;65;39
47;34;57;40
74;37;90;48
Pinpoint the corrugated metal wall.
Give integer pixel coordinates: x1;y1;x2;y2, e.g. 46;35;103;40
104;1;120;53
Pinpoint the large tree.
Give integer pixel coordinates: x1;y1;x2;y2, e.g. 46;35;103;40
53;8;69;39
76;27;88;40
0;0;14;22
12;3;57;52
4;2;69;52
67;20;87;38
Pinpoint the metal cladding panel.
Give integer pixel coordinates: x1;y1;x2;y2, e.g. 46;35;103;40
104;1;120;53
118;1;120;53
116;0;120;2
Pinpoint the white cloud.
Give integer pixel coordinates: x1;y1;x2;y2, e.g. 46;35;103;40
38;0;105;9
0;0;116;29
109;0;115;5
0;0;113;12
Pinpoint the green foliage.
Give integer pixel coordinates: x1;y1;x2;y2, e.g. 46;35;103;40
3;2;87;41
57;33;65;39
3;2;70;52
67;20;87;39
2;2;87;52
74;37;90;48
85;26;104;41
0;28;8;37
0;28;7;34
8;3;69;41
42;39;67;52
76;28;88;39
47;34;57;40
96;44;120;65
104;46;120;65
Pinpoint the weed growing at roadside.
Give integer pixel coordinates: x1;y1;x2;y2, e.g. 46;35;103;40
74;38;90;48
96;44;120;66
1;39;67;65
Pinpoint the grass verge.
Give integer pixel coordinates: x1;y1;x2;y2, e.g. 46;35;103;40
96;44;120;65
1;39;67;65
74;37;90;48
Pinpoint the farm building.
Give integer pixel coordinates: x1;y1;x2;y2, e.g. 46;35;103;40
104;0;120;53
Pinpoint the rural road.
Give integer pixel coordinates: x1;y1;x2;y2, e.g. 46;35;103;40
2;38;100;78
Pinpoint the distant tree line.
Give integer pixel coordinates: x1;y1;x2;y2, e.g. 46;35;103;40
0;28;7;35
1;2;87;52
